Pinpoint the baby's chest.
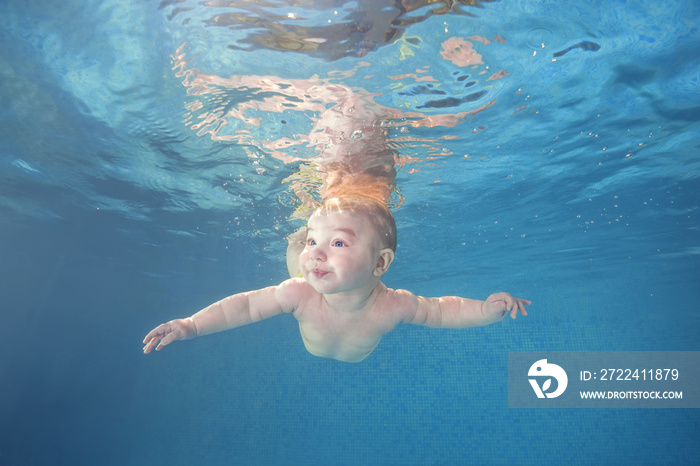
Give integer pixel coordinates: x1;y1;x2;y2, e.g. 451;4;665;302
300;312;367;339
296;306;395;343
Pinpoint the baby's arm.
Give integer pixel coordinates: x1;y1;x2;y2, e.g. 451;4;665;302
142;279;305;353
398;290;529;329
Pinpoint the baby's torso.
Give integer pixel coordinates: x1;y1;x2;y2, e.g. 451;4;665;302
294;292;400;363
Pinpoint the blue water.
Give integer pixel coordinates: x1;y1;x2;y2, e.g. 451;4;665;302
1;0;699;465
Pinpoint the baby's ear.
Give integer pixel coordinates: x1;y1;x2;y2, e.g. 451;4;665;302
373;248;395;277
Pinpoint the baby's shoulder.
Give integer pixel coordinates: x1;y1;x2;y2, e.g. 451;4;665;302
276;278;321;310
381;285;417;301
278;277;315;295
370;286;421;327
376;286;419;313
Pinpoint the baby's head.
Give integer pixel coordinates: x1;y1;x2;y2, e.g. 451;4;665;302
286;195;397;282
314;196;397;252
295;195;397;293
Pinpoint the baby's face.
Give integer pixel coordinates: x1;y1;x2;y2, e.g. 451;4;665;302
299;209;382;296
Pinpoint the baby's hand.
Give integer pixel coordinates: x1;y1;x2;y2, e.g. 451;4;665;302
142;318;197;354
482;292;530;322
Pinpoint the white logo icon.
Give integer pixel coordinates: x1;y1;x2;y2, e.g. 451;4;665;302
528;359;568;398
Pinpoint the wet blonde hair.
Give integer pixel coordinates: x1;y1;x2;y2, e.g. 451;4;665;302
316;196;397;252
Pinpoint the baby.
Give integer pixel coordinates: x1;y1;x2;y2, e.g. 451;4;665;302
143;195;530;363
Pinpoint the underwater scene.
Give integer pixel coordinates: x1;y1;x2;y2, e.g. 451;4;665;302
1;0;699;464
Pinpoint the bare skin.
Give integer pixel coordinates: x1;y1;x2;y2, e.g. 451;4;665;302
143;203;530;363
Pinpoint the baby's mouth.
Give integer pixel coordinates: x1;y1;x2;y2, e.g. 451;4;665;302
311;268;329;279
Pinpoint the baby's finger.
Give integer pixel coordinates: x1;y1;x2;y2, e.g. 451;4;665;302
155;331;179;351
517;299;529;316
142;324;166;344
143;336;160;354
502;296;517;319
510;303;518;319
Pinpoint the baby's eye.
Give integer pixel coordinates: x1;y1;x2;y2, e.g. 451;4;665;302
332;240;345;247
307;239;317;246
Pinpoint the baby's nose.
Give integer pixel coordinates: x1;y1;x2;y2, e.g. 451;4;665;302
310;246;327;261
